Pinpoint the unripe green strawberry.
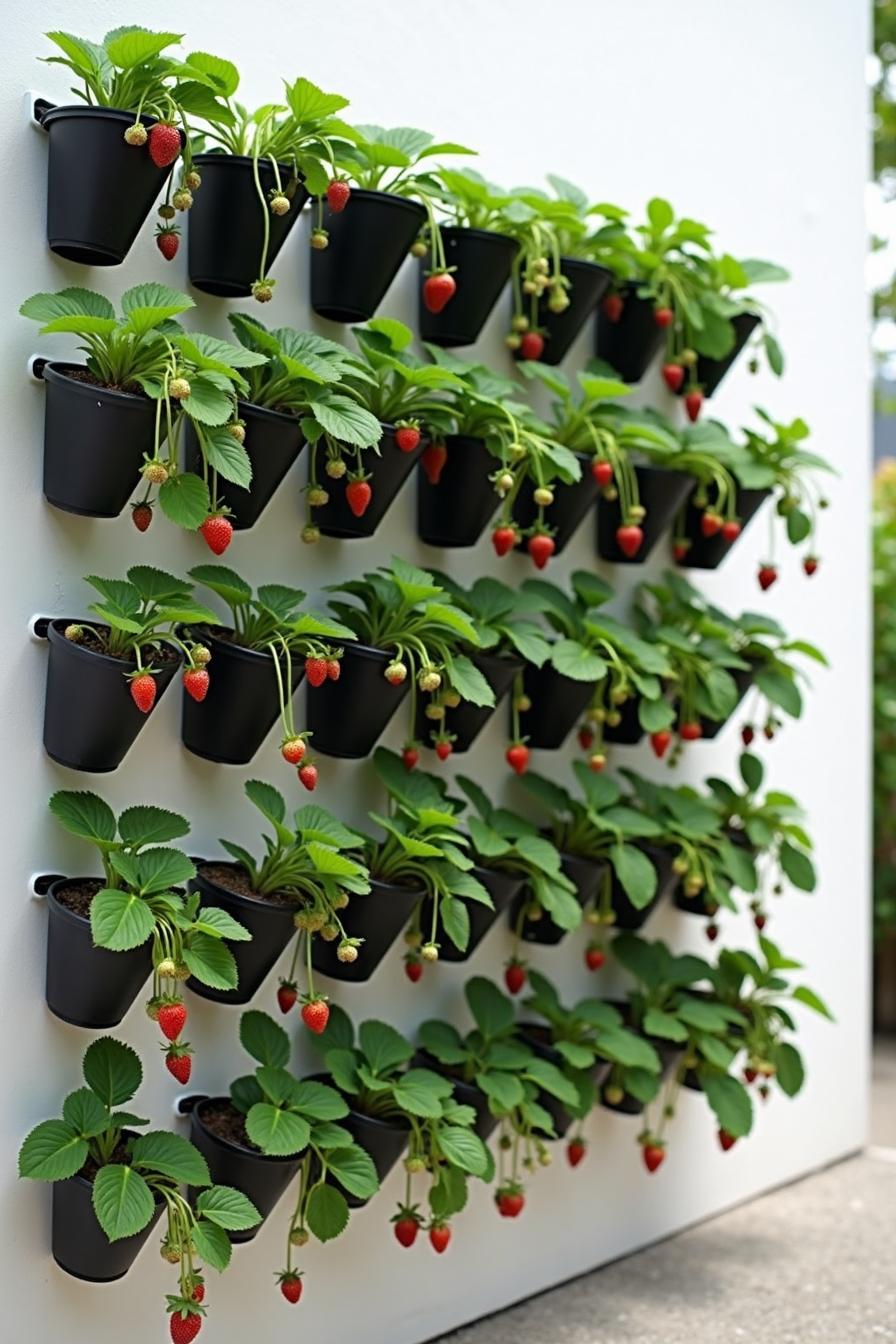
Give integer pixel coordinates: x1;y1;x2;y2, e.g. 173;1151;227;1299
124;122;147;146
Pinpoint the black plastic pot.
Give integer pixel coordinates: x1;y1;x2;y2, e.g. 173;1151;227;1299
41;363;157;517
512;452;599;556
513;853;605;946
594;281;667;383
692;312;761;398
420;226;517;346
306;643;410;758
675;486;771;571
190;1099;301;1242
312;878;421;983
419;866;524;964
315;424;426;538
673;884;717;919
603;696;645;746
413;1053;498;1143
340;1107;410;1205
311;189;426;323
184;401;305;530
416;435;499;547
516;662;597;750
609;844;677;931
187;154;308;297
186;863;299;1005
43;621;180;773
416;652;521;755
519;259;612;366
699;660;756;740
41;106;181;265
596;465;695;565
181;628;302;766
600;1007;683;1116
52;1160;163;1281
45;879;152;1029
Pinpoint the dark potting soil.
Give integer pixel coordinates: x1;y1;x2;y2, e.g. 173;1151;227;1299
200;1100;260;1152
54;878;103;918
198;862;299;908
68;627;179;666
56;366;147;398
80;1137;134;1184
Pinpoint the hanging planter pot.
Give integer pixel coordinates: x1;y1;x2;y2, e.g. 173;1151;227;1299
52;1154;163;1281
187;154;308;297
603;696;645;746
601;1038;683;1116
315;424;426;538
186;862;299;1005
596;465;695;565
184;401;305;530
420;227;517;346
512;452;599;556
691;312;761;398
413;1053;498;1142
181;628;302;766
419;866;523;964
305;1080;411;1206
43;621;180;773
675;486;771;571
40;363;158;517
520;258;612;366
39;106;182;266
513;852;605;946
415;652;521;754
189;1098;301;1242
609;844;677;931
45;879;152;1029
416;435;499;547
312;878;421;983
311;190;426;323
516;662;597;750
699;660;757;739
594;280;666;383
305;643;410;758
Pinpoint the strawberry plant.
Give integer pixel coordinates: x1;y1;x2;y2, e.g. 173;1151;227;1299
676;251;790;387
18;1035;259;1327
315;1006;491;1247
210;780;370;1024
49;789;251;1074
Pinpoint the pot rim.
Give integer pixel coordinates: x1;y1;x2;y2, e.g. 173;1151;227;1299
46;620;180;674
236;398;303;428
41;106;172;131
324;187;426;217
192;861;302;914
558;256;613;279
437;224;520;250
194;1097;303;1164
181;625;299;669
42;361;153;409
191;151;298;174
47;876;103;929
360;874;427;901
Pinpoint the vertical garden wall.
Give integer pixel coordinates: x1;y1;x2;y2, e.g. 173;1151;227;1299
3;1;870;1341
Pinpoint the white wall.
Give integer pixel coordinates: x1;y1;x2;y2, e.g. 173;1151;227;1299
2;2;870;1341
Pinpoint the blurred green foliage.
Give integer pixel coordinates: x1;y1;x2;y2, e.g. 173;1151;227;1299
874;463;896;939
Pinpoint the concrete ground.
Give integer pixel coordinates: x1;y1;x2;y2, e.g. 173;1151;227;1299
436;1039;896;1344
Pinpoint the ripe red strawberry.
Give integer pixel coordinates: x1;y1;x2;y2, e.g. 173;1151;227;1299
183;668;210;703
585;945;605;972
616;525;644;559
169;1311;202;1344
279;1273;303;1304
165;1047;192;1085
706;922;720;942
650;730;672;759
743;1067;758;1085
326;658;341;681
429;1223;451;1254
653;306;674;328
672;541;690;563
421;441;448;485
679;721;703;741
495;1190;525;1218
757;564;778;591
404;957;423;983
602;293;624;323
130;673;157;714
642;1143;665;1173
148;122;181;168
158;1002;187;1041
345;478;372;518
592;459;614;487
298;763;318;792
506;743;530;775
684;389;704;422
423;272;457;314
661;363;685;392
527;533;555;569
701;511;722;538
132;502;153;532
567;1138;587;1167
741;725;755;746
519;331;545;360
578;726;594;750
721;520;742;543
326;179;351;212
301;998;329;1034
718;1129;737;1152
504;962;526;995
281;738;306;765
803;556;819;576
199;516;233;555
191;1284;205;1303
156;226;179;261
305;657;328;688
395;426;421;453
435;740;453;762
394;1218;419;1248
492;525;518;557
277;981;298;1014
754;912;767;931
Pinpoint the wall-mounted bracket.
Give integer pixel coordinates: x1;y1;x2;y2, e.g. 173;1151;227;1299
28;93;55;130
30;873;64;899
29;614;57;642
175;1094;208;1117
29;356;49;382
